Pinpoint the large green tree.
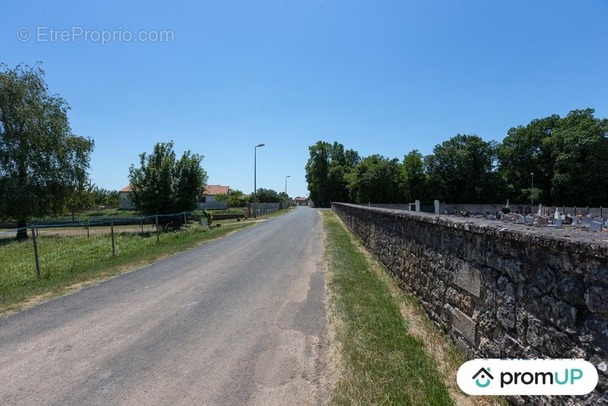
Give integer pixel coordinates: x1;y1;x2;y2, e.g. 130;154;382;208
255;188;282;203
497;109;608;206
305;141;360;207
128;141;207;215
426;134;499;203
401;149;431;202
497;115;560;204
550;109;608;206
347;154;404;204
0;64;94;238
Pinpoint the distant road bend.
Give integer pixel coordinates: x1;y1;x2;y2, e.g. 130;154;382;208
0;207;327;405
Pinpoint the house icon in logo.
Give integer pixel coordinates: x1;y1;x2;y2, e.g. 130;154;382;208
472;367;494;388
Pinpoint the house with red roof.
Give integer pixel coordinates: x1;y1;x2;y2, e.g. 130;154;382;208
118;185;135;210
118;184;231;211
199;185;230;210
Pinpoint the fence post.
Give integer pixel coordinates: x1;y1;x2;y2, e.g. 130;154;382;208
140;219;144;235
156;215;160;242
110;220;116;257
31;226;41;279
183;212;187;227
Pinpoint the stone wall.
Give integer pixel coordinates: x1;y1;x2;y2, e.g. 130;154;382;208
331;202;608;405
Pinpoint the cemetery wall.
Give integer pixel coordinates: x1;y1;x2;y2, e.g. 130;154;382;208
331;202;608;405
370;202;608;217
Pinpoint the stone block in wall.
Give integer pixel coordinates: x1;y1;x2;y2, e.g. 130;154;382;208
586;286;608;318
524;292;577;334
474;306;499;341
543;295;578;333
580;318;608;352
533;268;557;294
497;276;516;330
585;260;608;285
526;317;545;349
542;325;577;357
447;305;477;345
478;337;500;357
500;334;525;358
554;276;586;306
452;259;481;297
516;308;529;343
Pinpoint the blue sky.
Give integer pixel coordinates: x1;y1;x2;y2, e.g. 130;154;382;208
1;0;607;199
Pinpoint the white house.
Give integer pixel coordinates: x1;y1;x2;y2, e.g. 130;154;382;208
199;185;230;210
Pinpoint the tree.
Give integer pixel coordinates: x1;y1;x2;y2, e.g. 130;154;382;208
347;154;404;204
305;141;360;207
497;115;560;204
0;64;94;239
90;187;119;208
65;184;94;220
401;150;431;202
128;141;207;215
425;134;499;203
255;188;281;203
550;109;608;206
497;109;608;206
225;189;248;207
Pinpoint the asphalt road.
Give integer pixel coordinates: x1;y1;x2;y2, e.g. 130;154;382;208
0;206;327;406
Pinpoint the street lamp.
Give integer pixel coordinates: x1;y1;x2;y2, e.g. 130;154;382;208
531;172;534;212
285;175;291;195
253;143;265;218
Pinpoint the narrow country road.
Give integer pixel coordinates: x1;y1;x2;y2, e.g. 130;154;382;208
0;207;327;406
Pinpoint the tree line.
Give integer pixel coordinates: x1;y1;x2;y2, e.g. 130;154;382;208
306;109;608;207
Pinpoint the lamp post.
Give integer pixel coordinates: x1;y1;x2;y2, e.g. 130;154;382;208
531;172;534;212
253;143;265;218
284;175;291;195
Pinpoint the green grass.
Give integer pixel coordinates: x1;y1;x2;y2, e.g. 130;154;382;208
0;222;253;314
323;210;454;406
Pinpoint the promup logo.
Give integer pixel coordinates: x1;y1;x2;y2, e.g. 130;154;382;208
457;359;598;396
472;367;494;388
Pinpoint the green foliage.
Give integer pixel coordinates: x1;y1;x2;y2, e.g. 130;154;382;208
65;184;95;219
203;209;212;226
225;189;248;207
401;150;431;202
305;141;359;207
128;141;208;215
306;108;608;206
91;187;119;208
255;188;281;203
347;154;404;204
549;109;608;206
425;134;499;203
498;109;608;206
0;63;95;237
497;114;560;204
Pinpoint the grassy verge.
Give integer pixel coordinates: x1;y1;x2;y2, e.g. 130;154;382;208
323;210;453;405
322;210;506;406
0;221;254;315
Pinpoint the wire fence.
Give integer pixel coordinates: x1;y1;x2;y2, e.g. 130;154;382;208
0;212;197;278
0;205;290;281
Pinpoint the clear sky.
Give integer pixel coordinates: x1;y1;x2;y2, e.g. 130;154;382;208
1;0;607;199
